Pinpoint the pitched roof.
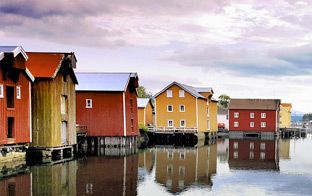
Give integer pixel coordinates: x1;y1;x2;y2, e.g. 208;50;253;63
229;99;281;110
76;72;138;92
137;98;151;108
154;81;213;99
0;46;28;61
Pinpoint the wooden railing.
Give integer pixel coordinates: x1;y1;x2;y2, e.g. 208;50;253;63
147;126;197;134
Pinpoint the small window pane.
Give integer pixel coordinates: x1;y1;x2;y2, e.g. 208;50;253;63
0;84;3;98
167;105;173;112
180;105;185;112
167;90;173;97
179;90;185;97
86;99;92;108
16;86;21;99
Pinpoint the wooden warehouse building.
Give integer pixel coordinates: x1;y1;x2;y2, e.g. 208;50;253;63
76;72;139;147
137;98;154;127
25;52;78;161
0;46;34;150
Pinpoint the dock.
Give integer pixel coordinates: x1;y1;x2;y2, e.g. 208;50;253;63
280;128;307;138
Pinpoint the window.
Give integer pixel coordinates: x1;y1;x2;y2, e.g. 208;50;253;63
6;86;14;108
234;112;239;118
167;90;173;98
180;120;186;127
167;165;173;176
260;152;266;160
167;151;173;160
261;122;266;128
86;99;92;108
179;166;185;177
130;99;133;113
250;113;254;118
234;151;238;159
8;117;14;138
249;151;254;159
61;96;67;115
16;86;21;99
260;142;266;150
250;122;254;128
234;122;239;127
250;142;254;150
233;142;238;149
179;105;185;112
180;152;185;160
207;108;210;117
167;105;173;112
261;113;266;118
0;84;3;98
179;90;185;97
168;120;174;127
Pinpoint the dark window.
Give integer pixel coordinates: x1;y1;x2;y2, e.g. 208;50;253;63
8;117;14;138
130;99;133;113
6;86;14;108
8;183;16;196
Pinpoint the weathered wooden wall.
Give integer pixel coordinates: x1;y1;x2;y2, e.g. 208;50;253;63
125;82;139;136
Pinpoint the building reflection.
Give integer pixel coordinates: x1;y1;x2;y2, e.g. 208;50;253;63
32;161;77;196
138;150;155;174
76;155;138;196
154;144;217;194
217;139;229;163
279;139;291;160
0;173;31;196
228;139;279;170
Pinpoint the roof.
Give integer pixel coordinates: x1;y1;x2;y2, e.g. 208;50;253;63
76;72;138;92
154;81;213;99
0;46;28;61
229;99;281;110
137;98;151;108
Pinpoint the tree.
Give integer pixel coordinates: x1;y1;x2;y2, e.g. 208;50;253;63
303;113;312;121
137;86;153;98
218;94;231;109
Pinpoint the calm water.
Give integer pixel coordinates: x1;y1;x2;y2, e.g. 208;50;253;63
1;135;312;196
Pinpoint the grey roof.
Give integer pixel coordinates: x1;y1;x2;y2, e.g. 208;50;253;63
229;99;281;110
154;81;213;99
0;46;28;61
76;72;138;92
194;87;214;93
137;98;150;108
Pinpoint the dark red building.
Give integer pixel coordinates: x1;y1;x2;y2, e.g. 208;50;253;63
229;99;281;136
0;46;34;146
228;139;279;170
76;73;139;146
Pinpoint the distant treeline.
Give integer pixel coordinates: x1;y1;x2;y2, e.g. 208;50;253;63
303;113;312;121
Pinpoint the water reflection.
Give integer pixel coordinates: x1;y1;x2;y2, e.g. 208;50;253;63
228;139;279;170
0;173;31;196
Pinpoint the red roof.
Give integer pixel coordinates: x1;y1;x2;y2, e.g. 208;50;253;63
26;52;64;78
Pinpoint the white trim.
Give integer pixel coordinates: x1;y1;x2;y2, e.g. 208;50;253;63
155;99;157;127
179;104;185;112
122;156;127;196
0;52;4;61
25;68;35;82
261;113;266;119
250;122;254;128
234;112;239;118
29;81;32;143
261;122;267;128
16;85;21;99
180;120;186;127
85;99;92;108
168;120;174;127
166;90;173;98
250;113;254;118
167;105;173;112
196;98;199;130
143;108;146;126
0;84;3;98
234;121;239;127
123;92;127;136
179;90;185;97
275;111;278;132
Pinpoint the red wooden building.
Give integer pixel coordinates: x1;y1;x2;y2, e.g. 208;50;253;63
76;72;139;147
229;99;281;138
228;139;279;170
0;46;34;146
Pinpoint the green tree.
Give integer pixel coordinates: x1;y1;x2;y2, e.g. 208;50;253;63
137;86;153;98
218;94;231;109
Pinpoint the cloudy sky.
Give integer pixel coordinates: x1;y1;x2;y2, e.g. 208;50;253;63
1;0;312;112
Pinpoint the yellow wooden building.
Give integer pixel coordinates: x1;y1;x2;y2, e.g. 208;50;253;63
280;103;292;128
137;98;154;127
154;81;217;137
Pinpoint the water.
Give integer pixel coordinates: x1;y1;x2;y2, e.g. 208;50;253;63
1;135;312;196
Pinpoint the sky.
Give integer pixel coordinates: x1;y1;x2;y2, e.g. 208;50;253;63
1;0;312;113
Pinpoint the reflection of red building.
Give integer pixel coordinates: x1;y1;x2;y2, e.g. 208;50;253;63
229;139;279;170
77;155;138;196
0;173;31;195
229;99;281;135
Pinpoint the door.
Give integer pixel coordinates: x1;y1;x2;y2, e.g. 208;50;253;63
61;121;67;145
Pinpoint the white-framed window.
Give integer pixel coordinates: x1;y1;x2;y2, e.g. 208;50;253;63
179;90;185;97
86;99;92;108
261;122;266;128
260;152;266;160
260;142;266;150
0;84;3;98
179;166;185;177
207;108;210;117
180;120;186;127
234;112;239;118
167;90;173;98
167;165;173;176
261;113;266;118
250;142;254;150
168;120;174;127
234;122;239;127
250;113;254;118
179;105;185;112
233;142;238;149
249;151;254;159
180;152;185;160
167;151;173;160
234;151;238;159
250;122;254;128
16;86;21;99
167;105;173;112
61;95;67;114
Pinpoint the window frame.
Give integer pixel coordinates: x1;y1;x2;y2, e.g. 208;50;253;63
167;105;173;112
179;90;185;97
234;121;239;127
234;112;239;118
261;113;266;119
16;86;21;99
250;113;254;118
86;99;93;108
261;122;266;128
180;120;186;128
179;105;185;112
166;90;173;98
250;122;255;128
168;120;174;127
0;84;3;98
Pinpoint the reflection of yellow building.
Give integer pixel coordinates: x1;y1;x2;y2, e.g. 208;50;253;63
154;81;217;134
154;145;217;193
280;103;292;128
32;161;77;196
279;139;291;160
209;99;218;132
138;150;155;173
137;98;154;126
